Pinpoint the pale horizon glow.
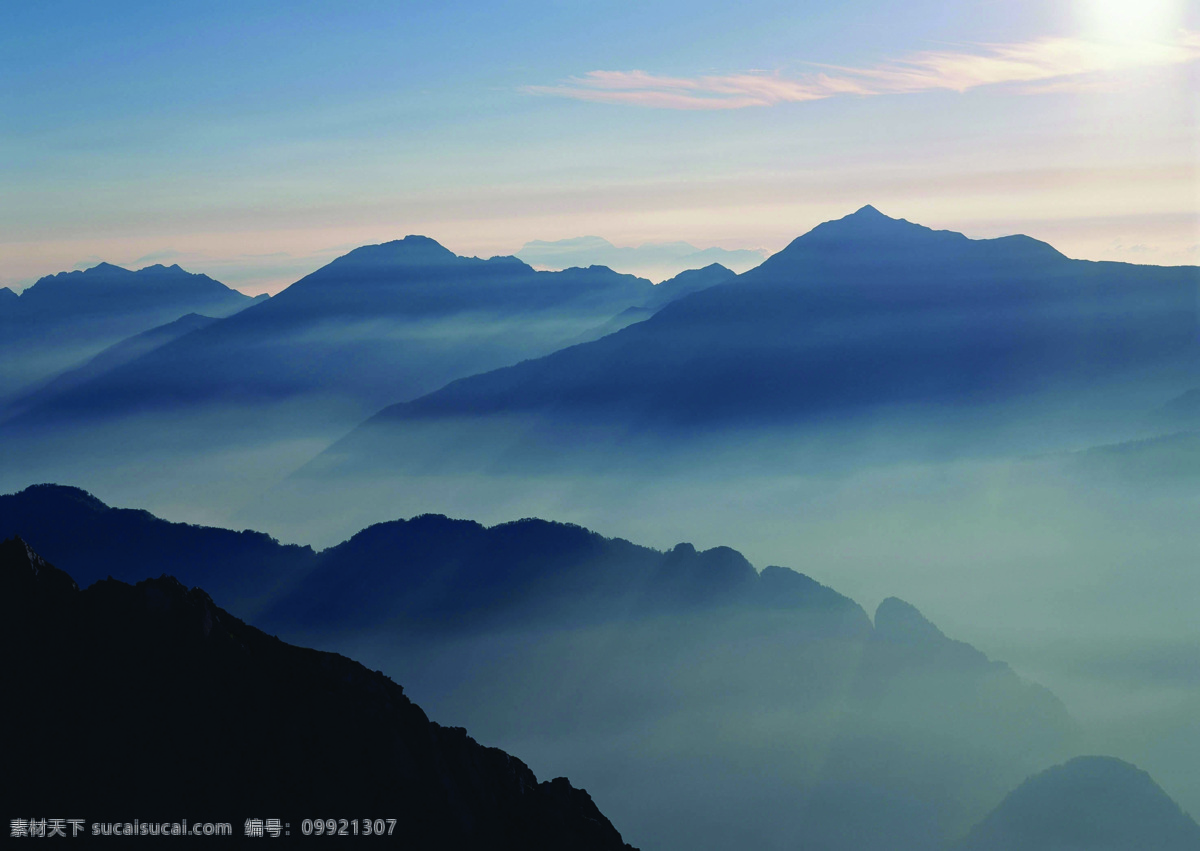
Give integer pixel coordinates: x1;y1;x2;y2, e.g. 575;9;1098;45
1;1;1196;295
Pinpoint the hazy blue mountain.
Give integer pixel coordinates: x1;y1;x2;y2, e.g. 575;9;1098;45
3;237;663;429
328;207;1199;474
0;238;709;511
1069;428;1200;483
565;263;737;344
2;536;637;850
0;286;17;306
6;261;255;321
956;756;1200;850
1155;387;1200;428
516;235;765;280
801;597;1075;850
2;313;217;419
641;262;736;309
0;262;260;401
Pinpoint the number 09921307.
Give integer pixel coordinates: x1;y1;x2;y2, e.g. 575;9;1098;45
300;819;396;836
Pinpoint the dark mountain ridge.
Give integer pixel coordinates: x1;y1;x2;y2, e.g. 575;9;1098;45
0;483;316;617
1;536;636;850
0;484;1082;850
0;483;867;634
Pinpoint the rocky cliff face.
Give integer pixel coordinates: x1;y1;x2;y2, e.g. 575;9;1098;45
0;536;636;850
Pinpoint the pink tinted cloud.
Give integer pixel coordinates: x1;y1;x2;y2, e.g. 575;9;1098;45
526;31;1200;109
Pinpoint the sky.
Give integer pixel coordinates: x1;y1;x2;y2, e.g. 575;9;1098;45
1;0;1197;295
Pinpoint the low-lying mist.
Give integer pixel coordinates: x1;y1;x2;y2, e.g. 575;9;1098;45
3;372;1197;842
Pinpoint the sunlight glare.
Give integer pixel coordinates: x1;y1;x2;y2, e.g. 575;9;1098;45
1079;0;1184;42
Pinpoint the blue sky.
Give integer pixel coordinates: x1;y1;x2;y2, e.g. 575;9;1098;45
2;0;1197;292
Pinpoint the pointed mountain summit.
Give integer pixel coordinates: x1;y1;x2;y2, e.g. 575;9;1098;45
266;234;650;317
874;596;959;646
754;204;1063;281
326;206;1198;475
326;234;461;270
860;597;1015;686
957;756;1200;850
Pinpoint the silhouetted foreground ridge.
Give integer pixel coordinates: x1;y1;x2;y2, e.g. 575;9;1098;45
0;536;637;850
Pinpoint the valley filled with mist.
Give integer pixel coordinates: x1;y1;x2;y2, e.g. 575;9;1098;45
3;206;1199;849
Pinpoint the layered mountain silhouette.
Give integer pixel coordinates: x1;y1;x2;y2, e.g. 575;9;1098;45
641;262;736;310
956;756;1200;850
0;483;1081;850
323;206;1200;473
0;483;864;633
562;263;737;345
0;262;260;401
260;520;870;637
1;238;733;431
1;536;636;850
801;597;1074;850
2;312;217;419
3;262;255;321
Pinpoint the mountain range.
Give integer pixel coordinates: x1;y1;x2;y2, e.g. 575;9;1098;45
320;205;1199;479
2;312;219;421
1;240;732;433
0;483;1082;850
0;262;261;403
2;535;637;850
4;207;1200;849
3;485;1193;849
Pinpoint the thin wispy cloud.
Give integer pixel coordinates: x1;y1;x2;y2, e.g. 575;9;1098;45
527;31;1200;109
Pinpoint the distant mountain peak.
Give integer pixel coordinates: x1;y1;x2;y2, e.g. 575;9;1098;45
811;205;942;238
515;236;766;279
331;235;461;271
753;207;980;273
136;262;190;275
959;755;1200;850
874;597;947;643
